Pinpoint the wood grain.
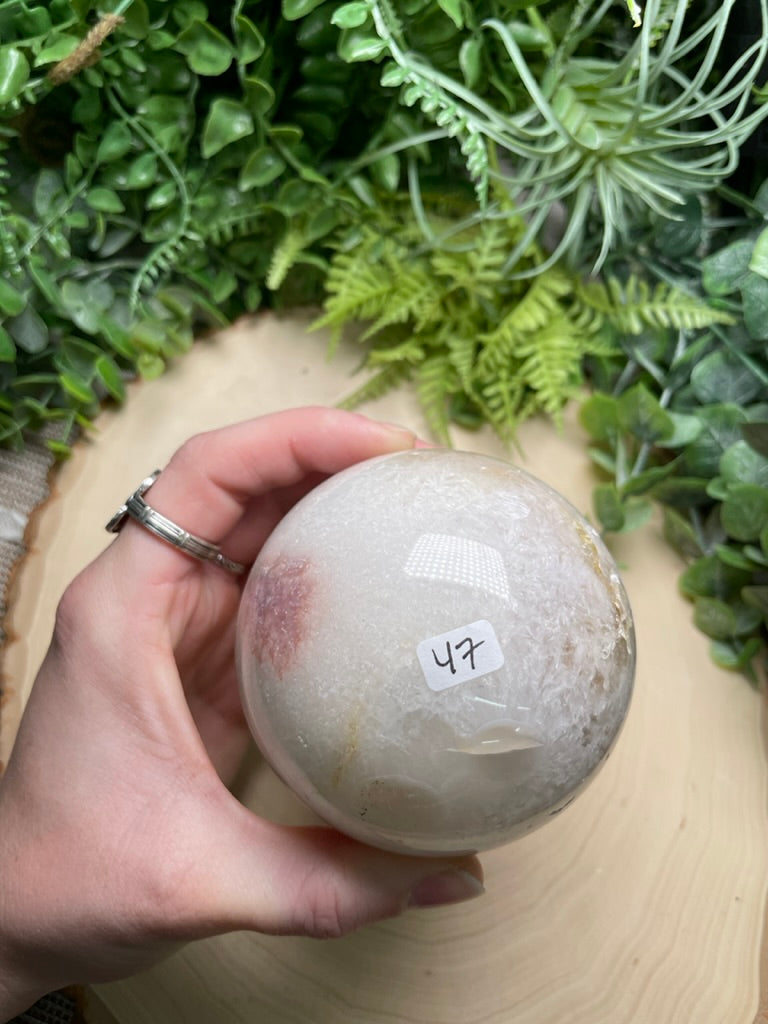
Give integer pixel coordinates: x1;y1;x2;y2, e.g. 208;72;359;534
2;314;767;1023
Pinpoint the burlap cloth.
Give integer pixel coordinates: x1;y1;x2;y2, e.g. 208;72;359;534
0;427;60;649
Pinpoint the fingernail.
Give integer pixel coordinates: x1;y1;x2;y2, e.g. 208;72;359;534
377;422;417;450
408;869;486;909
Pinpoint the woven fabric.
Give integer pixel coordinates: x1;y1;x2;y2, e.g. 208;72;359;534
11;991;78;1023
0;430;59;649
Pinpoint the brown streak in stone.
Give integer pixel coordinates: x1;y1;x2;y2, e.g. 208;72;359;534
247;556;314;679
332;704;362;788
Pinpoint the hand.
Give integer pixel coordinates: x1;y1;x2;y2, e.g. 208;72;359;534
0;407;483;1019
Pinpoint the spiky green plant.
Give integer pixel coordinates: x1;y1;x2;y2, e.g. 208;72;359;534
362;0;768;275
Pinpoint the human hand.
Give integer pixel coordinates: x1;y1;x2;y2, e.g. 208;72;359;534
0;407;484;1020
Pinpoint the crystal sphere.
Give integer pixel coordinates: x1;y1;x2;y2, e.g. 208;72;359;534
236;449;635;855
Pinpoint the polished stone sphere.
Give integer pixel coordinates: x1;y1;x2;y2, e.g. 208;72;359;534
236;449;635;855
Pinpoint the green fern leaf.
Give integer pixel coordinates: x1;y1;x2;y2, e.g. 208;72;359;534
267;228;307;291
338;360;415;411
478;370;527;442
431;220;508;300
367;336;426;366
416;352;455;444
361;262;438;339
577;276;736;335
446;330;478;391
513;314;589;422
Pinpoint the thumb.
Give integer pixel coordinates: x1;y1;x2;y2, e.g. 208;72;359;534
176;794;485;940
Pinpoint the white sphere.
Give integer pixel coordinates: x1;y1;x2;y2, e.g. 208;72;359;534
237;449;635;855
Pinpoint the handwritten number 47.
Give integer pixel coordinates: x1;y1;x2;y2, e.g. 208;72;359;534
432;636;485;675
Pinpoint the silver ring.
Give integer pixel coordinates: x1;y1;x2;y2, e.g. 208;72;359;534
106;470;246;575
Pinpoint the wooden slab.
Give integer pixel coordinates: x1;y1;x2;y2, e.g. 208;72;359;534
2;313;767;1023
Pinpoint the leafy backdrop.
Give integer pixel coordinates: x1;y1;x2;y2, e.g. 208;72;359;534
1;0;768;677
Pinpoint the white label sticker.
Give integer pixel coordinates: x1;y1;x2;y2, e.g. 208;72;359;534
417;619;505;692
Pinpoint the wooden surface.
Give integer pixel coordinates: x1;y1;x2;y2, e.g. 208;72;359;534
2;313;768;1023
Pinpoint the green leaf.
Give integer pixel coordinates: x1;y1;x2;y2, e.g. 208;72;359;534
60;280;115;333
690;349;763;405
146;180;177;210
721;484;768;541
742;585;768;616
714;544;756;571
654;411;703;449
0;327;16;362
0;278;26;317
331;3;371;29
87;187;125;213
96;121;133;164
701;239;753;297
94;354;126;401
33;169;63;219
239;147;286;190
235;14;265;63
693;596;736;640
0;47;30;104
651;477;710;508
437;0;464;28
338;29;388;62
175;20;233;76
709;637;762;674
749;226;768;279
201;99;254;158
579;392;621;442
719;441;768;487
60;371;97;405
683;404;748;478
8;306;48;354
618;383;673;443
119;0;150;39
459;37;483;89
283;0;328;19
741;272;768;340
662;507;703;560
621;461;678;499
136;352;166;379
679;555;751;601
593;482;625;532
34;34;80;67
244;76;276;116
370;153;400;192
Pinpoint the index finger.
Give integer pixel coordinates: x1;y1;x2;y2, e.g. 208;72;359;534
108;406;417;577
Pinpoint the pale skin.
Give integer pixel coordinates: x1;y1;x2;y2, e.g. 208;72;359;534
0;407;484;1020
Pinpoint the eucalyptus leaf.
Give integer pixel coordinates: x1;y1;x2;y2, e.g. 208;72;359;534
693;596;737;641
690;349;763;405
593;482;625;532
719;441;768;487
709;637;762;674
618;383;673;443
701;238;753;297
741;272;768;340
720;483;768;541
748;226;768;279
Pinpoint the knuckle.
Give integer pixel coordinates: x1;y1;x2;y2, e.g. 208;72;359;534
296;873;353;940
